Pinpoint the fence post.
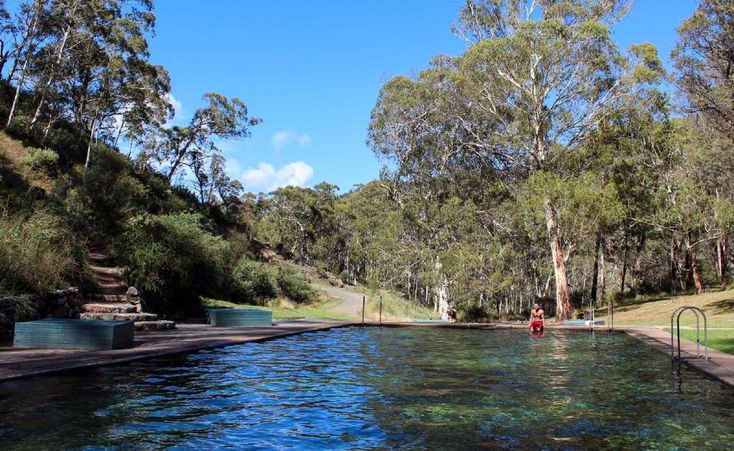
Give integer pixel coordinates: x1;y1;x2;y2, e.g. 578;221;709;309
379;295;383;326
362;295;365;325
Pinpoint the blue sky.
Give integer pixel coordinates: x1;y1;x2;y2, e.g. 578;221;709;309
149;0;699;194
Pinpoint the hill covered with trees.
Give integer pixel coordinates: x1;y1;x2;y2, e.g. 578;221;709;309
2;0;734;327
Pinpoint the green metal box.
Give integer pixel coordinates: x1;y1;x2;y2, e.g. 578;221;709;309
207;308;273;327
13;318;134;350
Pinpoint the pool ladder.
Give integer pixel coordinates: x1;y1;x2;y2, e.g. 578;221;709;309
670;306;708;362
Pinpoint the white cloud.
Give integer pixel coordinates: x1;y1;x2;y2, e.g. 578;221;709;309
164;94;186;126
270;129;312;151
242;161;314;192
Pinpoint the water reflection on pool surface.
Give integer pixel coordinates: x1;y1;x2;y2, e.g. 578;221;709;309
1;327;733;449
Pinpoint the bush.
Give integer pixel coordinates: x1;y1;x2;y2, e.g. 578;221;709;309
22;147;59;174
53;147;147;243
276;268;317;303
0;211;79;294
116;213;231;317
231;258;279;303
339;270;350;284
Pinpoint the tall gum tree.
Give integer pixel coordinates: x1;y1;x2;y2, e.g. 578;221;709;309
449;0;662;320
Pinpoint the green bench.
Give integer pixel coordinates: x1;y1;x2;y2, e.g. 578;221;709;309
207;308;273;327
13;318;134;350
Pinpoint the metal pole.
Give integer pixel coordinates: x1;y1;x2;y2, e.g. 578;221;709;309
610;298;614;330
702;309;708;360
677;310;684;362
379;295;383;326
361;295;365;325
693;309;701;358
671;310;675;361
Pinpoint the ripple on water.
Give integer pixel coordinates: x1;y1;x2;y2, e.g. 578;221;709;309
0;327;733;449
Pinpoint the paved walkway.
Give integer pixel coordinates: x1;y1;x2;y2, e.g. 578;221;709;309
0;320;353;382
623;326;734;388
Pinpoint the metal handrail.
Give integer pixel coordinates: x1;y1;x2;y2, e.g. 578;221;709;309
670;306;708;361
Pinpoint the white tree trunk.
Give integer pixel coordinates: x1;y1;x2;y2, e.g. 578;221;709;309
434;257;452;321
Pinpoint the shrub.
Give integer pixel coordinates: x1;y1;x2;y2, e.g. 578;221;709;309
0;293;37;341
339;270;350;284
276;268;317;303
116;213;230;317
0;211;79;294
231;258;279;303
22;147;59;174
53;147;148;243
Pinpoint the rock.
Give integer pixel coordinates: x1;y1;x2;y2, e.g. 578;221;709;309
328;277;344;288
258;247;277;262
51;305;69;318
126;286;139;297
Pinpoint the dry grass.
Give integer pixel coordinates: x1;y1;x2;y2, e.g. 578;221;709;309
0;132;28;166
0;132;55;193
361;289;436;322
201;297;349;320
595;289;734;328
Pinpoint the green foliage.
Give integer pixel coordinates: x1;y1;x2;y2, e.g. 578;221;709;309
116;213;230;316
276;268;317;303
231;258;280;304
21;147;58;174
0;211;80;294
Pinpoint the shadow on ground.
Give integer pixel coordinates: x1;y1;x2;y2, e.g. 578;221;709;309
710;298;734;314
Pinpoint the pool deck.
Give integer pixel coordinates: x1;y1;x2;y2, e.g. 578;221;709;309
0;320;354;382
1;320;733;389
623;326;734;388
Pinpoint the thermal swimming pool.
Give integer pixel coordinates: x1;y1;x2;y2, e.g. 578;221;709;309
1;327;733;449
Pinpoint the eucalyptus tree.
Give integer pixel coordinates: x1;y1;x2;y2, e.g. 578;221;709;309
148;93;260;183
673;0;734;141
673;0;734;288
369;62;499;320
445;0;662;320
4;0;48;129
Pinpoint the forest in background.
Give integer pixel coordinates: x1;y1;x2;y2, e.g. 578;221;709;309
1;0;734;324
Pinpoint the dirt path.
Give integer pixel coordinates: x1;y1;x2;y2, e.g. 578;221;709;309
313;282;364;318
273;257;365;319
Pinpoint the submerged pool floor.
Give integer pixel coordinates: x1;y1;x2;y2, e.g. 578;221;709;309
1;327;733;449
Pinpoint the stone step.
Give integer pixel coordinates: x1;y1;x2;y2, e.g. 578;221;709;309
134;320;176;331
87;294;127;303
79;312;158;322
81;303;140;314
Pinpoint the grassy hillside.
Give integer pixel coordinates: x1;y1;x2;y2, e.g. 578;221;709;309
202;297;348;320
596;289;734;328
595;289;734;355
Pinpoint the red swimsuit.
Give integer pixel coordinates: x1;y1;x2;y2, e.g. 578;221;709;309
530;309;544;332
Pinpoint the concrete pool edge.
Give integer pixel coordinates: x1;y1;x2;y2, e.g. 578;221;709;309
622;327;734;389
0;320;357;382
2;320;734;389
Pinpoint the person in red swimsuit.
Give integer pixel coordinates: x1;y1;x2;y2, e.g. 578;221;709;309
529;303;545;334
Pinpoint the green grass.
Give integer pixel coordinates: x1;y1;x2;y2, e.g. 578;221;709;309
362;289;436;321
665;328;734;355
201;297;349;320
596;288;734;328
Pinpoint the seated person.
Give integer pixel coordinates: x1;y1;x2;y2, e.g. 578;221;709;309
529;303;545;333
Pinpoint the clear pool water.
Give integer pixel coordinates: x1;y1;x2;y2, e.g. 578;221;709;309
1;327;733;449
